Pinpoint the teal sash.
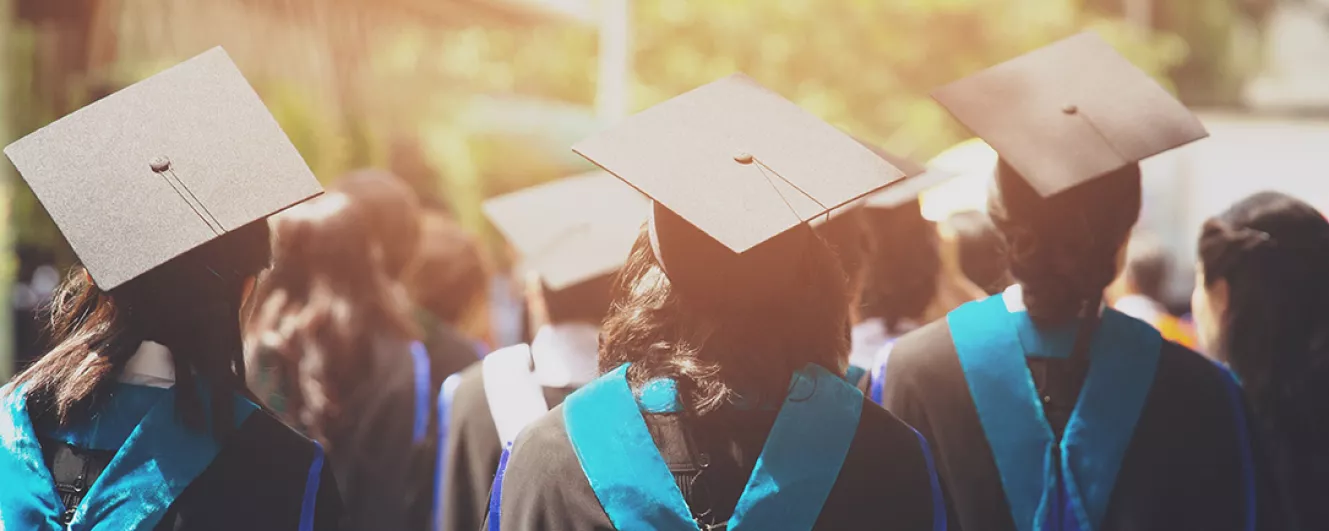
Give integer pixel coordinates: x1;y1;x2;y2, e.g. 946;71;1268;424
0;383;258;530
563;363;863;530
948;296;1161;531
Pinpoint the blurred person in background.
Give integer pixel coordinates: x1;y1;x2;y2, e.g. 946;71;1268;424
1108;232;1199;350
1;49;340;529
1193;191;1329;530
434;172;642;531
408;211;491;386
945;209;1012;295
247;191;428;530
490;76;942;531
885;34;1267;530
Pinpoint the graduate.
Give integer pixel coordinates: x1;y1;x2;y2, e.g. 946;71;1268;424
408;210;490;382
1192;192;1329;530
0;48;340;530
245;191;430;530
843;150;983;399
883;32;1269;531
434;171;646;531
489;74;944;531
946;210;1011;296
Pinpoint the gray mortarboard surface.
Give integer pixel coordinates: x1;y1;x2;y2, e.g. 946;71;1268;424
931;31;1208;198
4;47;322;290
574;73;906;254
483;171;647;291
856;140;956;210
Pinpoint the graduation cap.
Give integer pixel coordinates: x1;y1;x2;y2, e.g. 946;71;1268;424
4;47;322;290
931;32;1208;198
574;73;904;305
856;141;957;210
483;171;648;291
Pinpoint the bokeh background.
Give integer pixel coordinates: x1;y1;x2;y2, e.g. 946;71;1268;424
2;0;1324;377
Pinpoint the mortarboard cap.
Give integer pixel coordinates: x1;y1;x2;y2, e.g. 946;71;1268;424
575;73;905;255
931;32;1207;198
573;74;904;306
4;47;322;290
856;141;957;210
483;171;647;291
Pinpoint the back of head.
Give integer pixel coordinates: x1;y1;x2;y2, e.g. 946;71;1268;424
1198;192;1329;461
14;221;272;436
947;210;1011;295
1122;232;1170;302
599;226;851;415
407;211;489;326
246;192;417;446
989;160;1141;326
333;169;422;279
541;274;616;326
859;200;941;329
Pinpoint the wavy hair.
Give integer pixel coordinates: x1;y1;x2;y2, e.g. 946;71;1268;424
1198;192;1329;519
599;226;851;415
12;221;272;437
989;161;1141;325
245;192;418;448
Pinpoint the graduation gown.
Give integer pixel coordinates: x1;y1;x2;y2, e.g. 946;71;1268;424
436;323;597;531
0;343;341;531
883;289;1272;531
490;363;944;531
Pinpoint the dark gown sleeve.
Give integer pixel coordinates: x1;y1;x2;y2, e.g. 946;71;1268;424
491;405;615;531
442;363;504;531
884;320;1000;531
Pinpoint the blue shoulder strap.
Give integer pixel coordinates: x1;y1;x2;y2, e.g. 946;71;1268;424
431;372;465;531
868;340;897;406
564;365;696;530
845;365;867;388
412;341;432;445
299;440;326;531
727;364;862;530
562;364;861;530
486;443;513;531
0;385;64;530
948;296;1162;531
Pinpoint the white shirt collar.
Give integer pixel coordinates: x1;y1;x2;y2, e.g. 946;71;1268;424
530;323;601;388
850;318;889;369
1113;294;1165;323
1002;283;1106;316
119;341;176;388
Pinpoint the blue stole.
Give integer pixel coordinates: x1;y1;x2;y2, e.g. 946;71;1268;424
562;363;862;530
948;296;1162;531
0;383;258;530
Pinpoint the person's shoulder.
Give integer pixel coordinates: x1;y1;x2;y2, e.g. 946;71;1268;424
855;397;927;451
1156;340;1232;388
886;317;957;379
510;404;572;456
450;361;486;406
234;408;324;460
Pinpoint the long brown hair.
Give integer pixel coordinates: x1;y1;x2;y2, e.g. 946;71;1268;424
11;221;272;437
245;192;417;447
989;160;1141;326
599;226;851;415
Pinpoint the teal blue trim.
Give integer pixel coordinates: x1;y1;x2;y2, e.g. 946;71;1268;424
564;365;695;530
0;384;64;530
844;365;866;388
564;363;861;530
948;296;1162;531
0;383;258;530
51;385;170;451
636;379;681;414
727;364;861;530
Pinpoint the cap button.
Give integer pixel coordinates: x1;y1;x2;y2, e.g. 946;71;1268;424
1062;104;1079;115
149;156;172;173
733;152;754;164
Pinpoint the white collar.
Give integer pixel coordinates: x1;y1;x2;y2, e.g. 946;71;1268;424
850;318;889;369
119;341;176;388
1112;294;1165;323
530;323;601;388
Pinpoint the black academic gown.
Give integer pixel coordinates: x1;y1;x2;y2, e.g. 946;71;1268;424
883;319;1276;531
155;410;343;530
440;362;577;531
492;398;939;530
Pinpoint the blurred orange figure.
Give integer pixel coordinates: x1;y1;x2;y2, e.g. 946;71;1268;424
1108;233;1200;350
